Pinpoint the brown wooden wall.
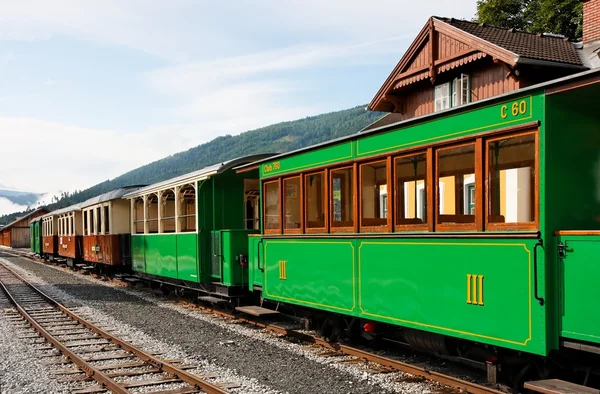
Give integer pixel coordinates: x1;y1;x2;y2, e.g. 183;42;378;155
43;236;58;255
11;227;30;248
58;235;82;259
1;231;10;247
82;235;121;266
395;61;519;121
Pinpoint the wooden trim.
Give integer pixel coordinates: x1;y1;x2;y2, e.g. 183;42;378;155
475;138;483;231
433;18;517;66
359;159;389;233
300;173;305;234
329;165;355;232
393;151;429;232
324;168;330;234
433;48;479;67
427;148;435;232
554;230;600;236
260;231;540;239
392;64;430;85
368;19;431;111
484;129;539;232
304;170;327;233
263;179;281;234
387;155;393;232
283;176;302;234
259;121;540;182
353;162;359;233
435;141;477;232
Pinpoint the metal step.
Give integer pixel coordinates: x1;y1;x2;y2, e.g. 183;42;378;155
524;379;600;394
235;305;280;317
197;296;228;304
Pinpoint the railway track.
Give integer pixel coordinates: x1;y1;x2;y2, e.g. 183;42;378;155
3;249;508;394
0;257;230;394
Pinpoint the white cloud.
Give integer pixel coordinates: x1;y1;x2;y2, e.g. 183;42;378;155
0;197;27;216
0;117;199;193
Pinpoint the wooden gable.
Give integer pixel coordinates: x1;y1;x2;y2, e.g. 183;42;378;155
369;17;518;113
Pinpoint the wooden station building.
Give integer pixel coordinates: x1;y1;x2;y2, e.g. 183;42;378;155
0;208;49;248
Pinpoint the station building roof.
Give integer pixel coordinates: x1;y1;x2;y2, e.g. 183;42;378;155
0;207;49;231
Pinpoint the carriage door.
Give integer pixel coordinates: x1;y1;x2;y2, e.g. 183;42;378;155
210;231;222;281
558;234;600;343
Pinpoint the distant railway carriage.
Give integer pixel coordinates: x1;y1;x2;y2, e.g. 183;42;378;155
53;203;84;263
29;217;41;254
123;154;273;297
79;186;144;270
41;213;58;258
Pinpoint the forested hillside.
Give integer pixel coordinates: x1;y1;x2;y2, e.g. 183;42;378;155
0;105;384;225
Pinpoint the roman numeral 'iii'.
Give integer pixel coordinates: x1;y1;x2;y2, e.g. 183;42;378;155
466;274;484;306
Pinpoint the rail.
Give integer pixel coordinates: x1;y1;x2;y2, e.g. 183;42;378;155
0;258;229;394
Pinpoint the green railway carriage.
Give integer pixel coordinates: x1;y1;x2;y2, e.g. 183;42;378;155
124;154;274;297
30;217;42;255
242;69;600;367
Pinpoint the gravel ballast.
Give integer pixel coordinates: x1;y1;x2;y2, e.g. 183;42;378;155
1;254;440;394
0;293;70;393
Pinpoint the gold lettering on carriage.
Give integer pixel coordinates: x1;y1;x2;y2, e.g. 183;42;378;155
263;161;281;174
500;99;527;119
466;274;484;306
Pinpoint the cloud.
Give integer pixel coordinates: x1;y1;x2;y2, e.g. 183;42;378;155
0;117;199;193
0;197;27;216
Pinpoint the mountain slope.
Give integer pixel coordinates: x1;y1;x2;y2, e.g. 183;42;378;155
0;104;384;225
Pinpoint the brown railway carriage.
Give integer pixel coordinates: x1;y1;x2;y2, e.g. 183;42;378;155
80;186;143;268
54;203;84;261
41;213;58;256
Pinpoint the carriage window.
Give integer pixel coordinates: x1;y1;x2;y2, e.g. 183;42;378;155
437;143;476;226
70;215;74;236
96;207;102;235
178;185;196;232
84;211;89;235
396;153;428;228
487;133;535;226
360;161;388;230
331;167;354;229
161;190;176;233
104;205;110;234
133;198;144;234
147;194;159;233
89;210;94;235
284;177;301;231
264;180;281;232
305;172;325;230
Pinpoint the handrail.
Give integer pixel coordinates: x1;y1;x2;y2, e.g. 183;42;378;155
533;238;544;306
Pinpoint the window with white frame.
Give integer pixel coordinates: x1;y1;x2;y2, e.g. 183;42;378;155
434;74;470;112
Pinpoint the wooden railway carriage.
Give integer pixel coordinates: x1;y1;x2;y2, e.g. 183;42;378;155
124;154;274;298
79;186;144;269
29;217;42;255
41;213;58;258
53;203;84;263
241;69;600;383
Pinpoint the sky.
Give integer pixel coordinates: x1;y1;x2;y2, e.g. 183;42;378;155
0;0;477;198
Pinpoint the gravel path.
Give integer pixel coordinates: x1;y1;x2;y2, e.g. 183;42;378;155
1;254;441;394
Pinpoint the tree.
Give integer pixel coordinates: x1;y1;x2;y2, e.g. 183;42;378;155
475;0;583;40
476;0;530;31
